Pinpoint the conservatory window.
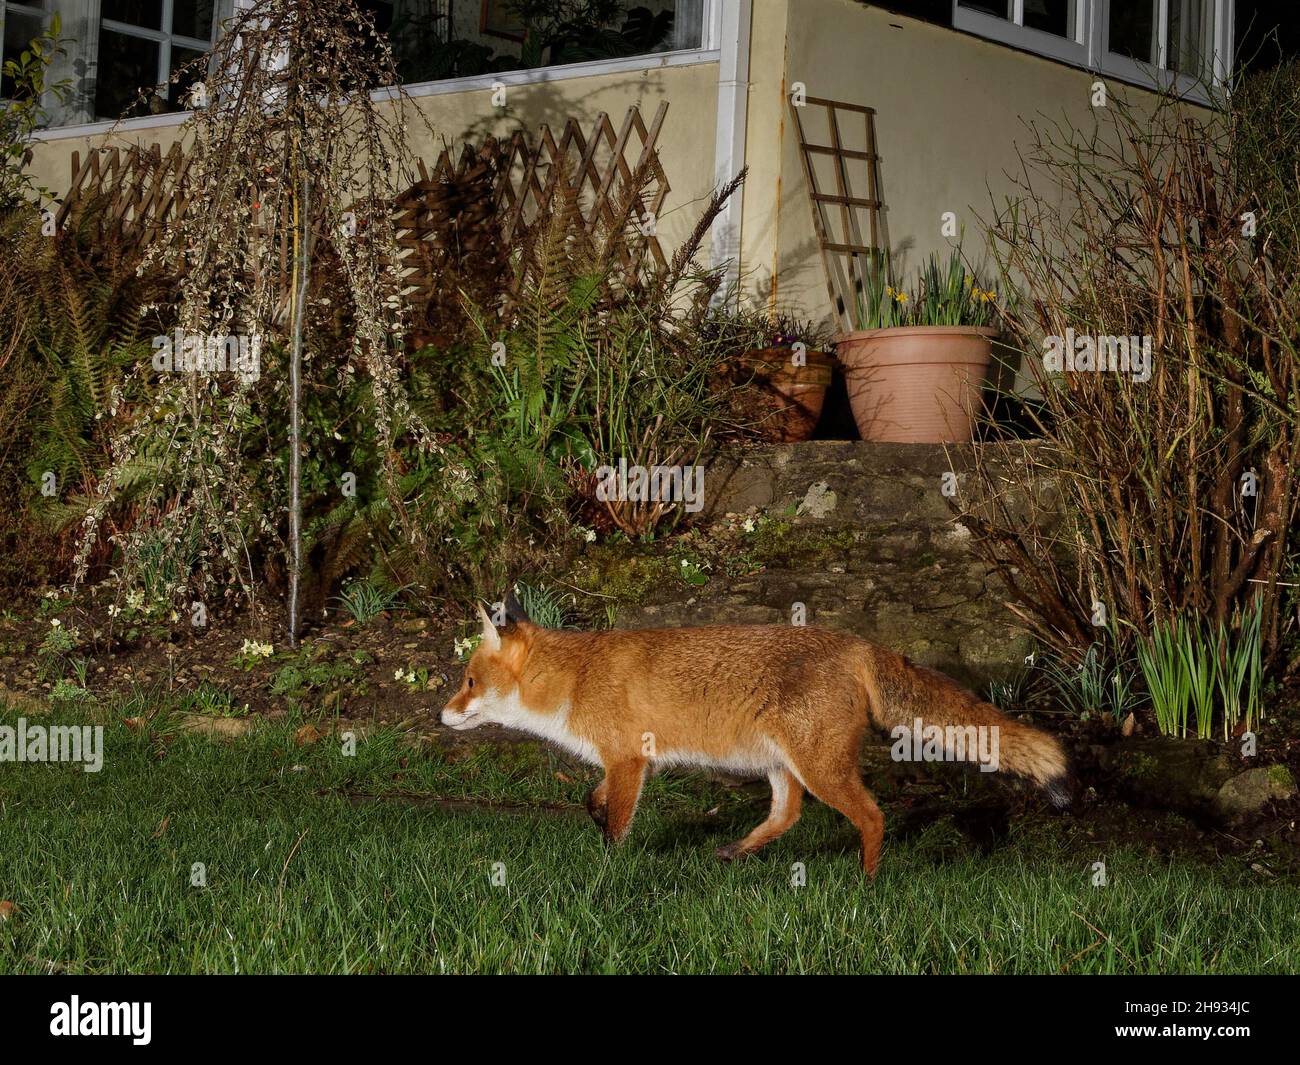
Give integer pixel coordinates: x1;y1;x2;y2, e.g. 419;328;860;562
95;0;221;119
24;0;715;133
1103;0;1222;85
383;0;705;85
952;0;1235;98
952;0;1088;66
2;0;226;126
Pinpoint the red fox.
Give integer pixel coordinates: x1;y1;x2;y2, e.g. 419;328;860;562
441;596;1070;876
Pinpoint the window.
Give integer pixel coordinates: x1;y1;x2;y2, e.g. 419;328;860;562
1101;0;1222;87
952;0;1236;98
1;1;47;98
368;1;705;89
6;0;225;127
953;0;1087;66
29;0;714;134
96;0;220;119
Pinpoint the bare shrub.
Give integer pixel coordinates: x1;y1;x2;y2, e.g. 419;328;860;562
958;72;1300;669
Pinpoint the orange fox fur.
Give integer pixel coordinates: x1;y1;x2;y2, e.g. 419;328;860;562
441;603;1070;876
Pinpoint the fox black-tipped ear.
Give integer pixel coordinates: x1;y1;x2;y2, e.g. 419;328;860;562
503;588;531;625
475;601;502;653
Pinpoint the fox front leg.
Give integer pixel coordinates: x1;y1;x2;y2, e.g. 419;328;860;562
593;758;647;845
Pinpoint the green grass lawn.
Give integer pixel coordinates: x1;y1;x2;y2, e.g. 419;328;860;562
1;700;1297;974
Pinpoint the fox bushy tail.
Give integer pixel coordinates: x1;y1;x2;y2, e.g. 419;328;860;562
859;646;1071;807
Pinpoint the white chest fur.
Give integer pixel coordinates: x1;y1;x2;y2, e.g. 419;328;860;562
475;688;602;765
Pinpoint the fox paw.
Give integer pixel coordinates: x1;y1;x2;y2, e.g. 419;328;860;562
715;843;746;863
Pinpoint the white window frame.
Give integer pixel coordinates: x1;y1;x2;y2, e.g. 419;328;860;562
388;0;720;103
9;0;225;129
1;0;48;41
952;0;1236;103
952;1;1088;68
99;0;220;118
34;0;723;140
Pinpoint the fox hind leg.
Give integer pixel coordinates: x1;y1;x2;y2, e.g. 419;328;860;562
802;770;885;878
717;768;804;862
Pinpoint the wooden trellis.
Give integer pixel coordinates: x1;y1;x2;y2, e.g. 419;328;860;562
789;95;883;333
393;101;670;308
57;141;195;253
56;102;670;318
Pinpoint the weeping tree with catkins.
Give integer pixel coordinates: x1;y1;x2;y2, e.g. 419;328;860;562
72;0;435;643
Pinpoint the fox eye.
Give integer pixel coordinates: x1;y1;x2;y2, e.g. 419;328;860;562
467;676;475;690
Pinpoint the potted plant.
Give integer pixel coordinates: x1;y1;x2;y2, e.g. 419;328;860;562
732;314;836;442
836;248;998;443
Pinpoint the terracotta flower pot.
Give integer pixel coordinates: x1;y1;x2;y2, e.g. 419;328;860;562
736;347;833;442
834;326;995;443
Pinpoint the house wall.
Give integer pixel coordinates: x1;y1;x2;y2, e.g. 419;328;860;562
741;0;1152;342
23;56;721;259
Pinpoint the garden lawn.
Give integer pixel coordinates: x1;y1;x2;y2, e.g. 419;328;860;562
1;700;1297;974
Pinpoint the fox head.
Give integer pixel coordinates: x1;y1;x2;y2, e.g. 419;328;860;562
440;599;534;731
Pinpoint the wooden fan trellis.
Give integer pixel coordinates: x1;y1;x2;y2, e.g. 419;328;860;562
789;95;883;334
56;101;671;316
394;100;670;313
56;141;195;253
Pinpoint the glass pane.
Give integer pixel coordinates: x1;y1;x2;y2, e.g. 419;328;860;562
546;1;685;64
1167;0;1211;78
386;0;691;81
1109;1;1158;64
172;0;217;42
1023;0;1073;38
101;0;164;30
957;1;1012;18
671;0;704;50
94;29;160;119
2;11;45;99
167;45;206;109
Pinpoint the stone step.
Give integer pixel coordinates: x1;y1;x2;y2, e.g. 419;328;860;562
616;557;1029;690
740;515;984;568
703;440;970;526
610;440;1046;689
702;439;1053;536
